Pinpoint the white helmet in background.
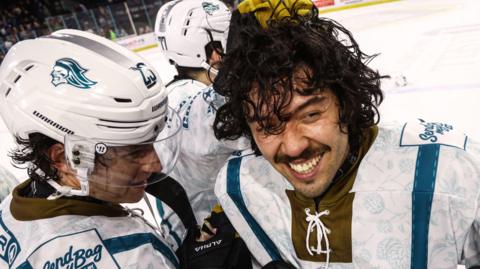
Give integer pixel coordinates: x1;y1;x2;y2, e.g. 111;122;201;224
154;0;231;70
0;29;181;200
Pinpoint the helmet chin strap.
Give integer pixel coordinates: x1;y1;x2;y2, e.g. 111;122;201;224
44;167;90;200
46;179;89;200
200;61;218;76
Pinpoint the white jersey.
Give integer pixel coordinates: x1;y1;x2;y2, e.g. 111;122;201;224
166;79;208;110
215;119;480;268
123;193;186;252
0;164;18;202
158;78;248;239
0;180;179;269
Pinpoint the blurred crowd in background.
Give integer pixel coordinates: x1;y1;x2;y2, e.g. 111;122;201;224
0;0;236;62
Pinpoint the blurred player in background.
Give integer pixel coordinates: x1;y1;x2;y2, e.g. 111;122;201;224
152;0;248;256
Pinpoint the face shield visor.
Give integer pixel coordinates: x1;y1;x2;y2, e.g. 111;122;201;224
63;106;182;203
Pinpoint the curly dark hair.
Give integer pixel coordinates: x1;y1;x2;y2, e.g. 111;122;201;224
213;7;386;154
10;133;60;182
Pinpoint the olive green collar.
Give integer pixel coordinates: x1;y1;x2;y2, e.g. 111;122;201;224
10;179;128;221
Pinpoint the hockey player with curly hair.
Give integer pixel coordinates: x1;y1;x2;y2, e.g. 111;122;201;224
211;0;480;268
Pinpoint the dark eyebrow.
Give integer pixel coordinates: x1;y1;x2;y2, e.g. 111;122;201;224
245;95;327;124
292;95;327;115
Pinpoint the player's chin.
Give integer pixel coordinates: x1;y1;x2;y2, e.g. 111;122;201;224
293;179;330;199
121;190;145;203
111;186;146;203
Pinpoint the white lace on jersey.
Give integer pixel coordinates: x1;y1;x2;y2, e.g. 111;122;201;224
305;208;331;268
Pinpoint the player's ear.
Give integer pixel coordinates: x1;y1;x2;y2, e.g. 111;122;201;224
209;49;222;64
47;143;69;172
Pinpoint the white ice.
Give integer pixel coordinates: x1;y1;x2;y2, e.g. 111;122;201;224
323;0;480;140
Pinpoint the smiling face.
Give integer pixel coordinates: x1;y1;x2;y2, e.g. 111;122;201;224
50;142;162;203
247;68;350;198
88;144;162;203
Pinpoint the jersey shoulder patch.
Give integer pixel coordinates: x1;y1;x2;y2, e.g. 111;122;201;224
400;118;467;150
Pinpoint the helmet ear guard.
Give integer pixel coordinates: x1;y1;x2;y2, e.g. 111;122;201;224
63;136;97;196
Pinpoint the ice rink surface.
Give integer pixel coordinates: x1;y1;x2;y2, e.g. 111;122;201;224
324;0;480;137
0;2;478;266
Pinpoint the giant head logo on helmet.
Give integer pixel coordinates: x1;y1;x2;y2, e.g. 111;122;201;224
50;58;97;89
0;29;182;202
202;2;220;15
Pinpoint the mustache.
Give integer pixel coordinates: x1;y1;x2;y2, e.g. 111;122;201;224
274;146;328;164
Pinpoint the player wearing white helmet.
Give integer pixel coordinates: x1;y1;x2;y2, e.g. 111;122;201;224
151;0;248;250
155;0;230;87
0;29;182;268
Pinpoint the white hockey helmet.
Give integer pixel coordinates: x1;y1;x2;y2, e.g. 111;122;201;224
154;0;231;69
0;29;182;200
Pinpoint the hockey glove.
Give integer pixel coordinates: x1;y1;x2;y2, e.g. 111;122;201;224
179;206;253;269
